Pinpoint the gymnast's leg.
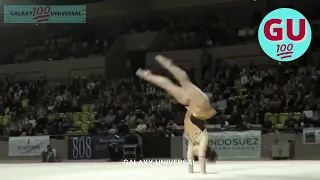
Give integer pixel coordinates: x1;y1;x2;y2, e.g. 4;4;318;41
155;55;191;88
136;69;189;105
155;55;211;109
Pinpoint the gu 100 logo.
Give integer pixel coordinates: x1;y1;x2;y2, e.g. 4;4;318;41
258;8;312;62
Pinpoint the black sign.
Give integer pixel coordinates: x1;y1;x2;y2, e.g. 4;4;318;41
67;135;126;160
68;135;94;160
94;135;125;159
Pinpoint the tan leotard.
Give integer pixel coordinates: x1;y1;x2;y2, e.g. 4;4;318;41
184;108;215;144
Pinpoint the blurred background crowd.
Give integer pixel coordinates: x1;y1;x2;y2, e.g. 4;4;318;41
0;0;320;137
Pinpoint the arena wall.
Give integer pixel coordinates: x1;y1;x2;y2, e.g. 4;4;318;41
0;56;105;81
145;44;273;71
0;134;320;162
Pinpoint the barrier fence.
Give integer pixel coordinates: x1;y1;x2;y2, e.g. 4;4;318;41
1;129;320;162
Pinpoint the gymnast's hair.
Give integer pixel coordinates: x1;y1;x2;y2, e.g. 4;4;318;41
206;146;218;162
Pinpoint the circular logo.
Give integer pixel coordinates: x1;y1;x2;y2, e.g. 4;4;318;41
258;8;312;62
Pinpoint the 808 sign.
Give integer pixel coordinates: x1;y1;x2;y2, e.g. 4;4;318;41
68;136;94;160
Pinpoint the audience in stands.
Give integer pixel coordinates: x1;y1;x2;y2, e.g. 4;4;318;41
0;58;319;137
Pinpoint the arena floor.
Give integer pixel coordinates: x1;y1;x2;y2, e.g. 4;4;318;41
1;160;319;180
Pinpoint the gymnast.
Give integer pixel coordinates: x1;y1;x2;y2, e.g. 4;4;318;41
136;55;217;174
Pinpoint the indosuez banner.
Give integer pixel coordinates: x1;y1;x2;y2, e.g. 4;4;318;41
183;130;261;159
9;136;50;156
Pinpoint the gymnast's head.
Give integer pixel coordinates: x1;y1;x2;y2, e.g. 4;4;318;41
193;146;218;162
206;146;218;162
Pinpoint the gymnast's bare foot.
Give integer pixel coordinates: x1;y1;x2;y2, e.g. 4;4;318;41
136;68;152;79
155;55;173;69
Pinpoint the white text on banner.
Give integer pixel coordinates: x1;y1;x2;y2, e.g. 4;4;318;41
9;136;50;156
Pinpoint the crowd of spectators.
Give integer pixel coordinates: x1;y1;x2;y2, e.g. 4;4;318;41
205;62;320;133
1;57;320;137
0;74;181;137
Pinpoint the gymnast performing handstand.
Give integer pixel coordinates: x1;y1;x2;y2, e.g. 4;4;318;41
136;55;217;174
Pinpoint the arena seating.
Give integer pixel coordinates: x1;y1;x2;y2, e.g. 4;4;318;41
1;60;319;136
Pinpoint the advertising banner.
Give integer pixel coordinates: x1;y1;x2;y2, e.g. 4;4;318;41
94;135;125;159
183;130;261;159
303;128;320;144
8;136;50;156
